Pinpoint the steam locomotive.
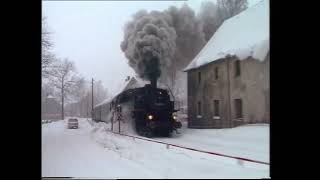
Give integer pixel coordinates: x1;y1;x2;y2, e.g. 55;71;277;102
92;81;182;137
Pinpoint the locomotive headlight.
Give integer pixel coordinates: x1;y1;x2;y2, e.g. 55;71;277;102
148;115;153;120
173;114;177;120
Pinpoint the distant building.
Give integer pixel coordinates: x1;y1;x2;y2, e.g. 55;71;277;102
42;95;61;120
183;0;269;128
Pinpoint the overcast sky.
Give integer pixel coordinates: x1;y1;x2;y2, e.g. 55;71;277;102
42;0;261;95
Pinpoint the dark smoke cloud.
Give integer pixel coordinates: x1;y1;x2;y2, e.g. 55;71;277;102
121;10;176;81
199;1;221;42
121;2;248;86
165;4;206;71
120;2;249;105
121;4;207;85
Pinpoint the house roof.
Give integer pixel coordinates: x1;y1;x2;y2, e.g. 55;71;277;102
184;0;269;71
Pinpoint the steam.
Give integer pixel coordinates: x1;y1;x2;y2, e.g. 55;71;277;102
121;4;207;84
165;5;206;71
120;2;248;105
121;10;176;82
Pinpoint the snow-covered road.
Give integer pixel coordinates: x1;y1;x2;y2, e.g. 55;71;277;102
42;118;269;178
42;118;157;178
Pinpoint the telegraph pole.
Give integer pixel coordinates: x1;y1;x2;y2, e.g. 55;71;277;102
87;93;89;120
91;78;94;118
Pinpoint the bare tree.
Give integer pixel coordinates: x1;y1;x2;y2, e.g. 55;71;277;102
217;0;248;21
42;17;56;79
69;76;87;102
49;58;80;120
42;81;54;98
64;79;109;117
93;80;108;105
64;77;88;117
199;0;248;42
199;1;220;41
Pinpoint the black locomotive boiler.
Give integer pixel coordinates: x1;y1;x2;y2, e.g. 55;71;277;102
93;82;182;137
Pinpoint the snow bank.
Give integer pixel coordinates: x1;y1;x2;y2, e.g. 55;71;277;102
184;0;269;71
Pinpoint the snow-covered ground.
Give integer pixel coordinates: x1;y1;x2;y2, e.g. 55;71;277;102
42;118;269;178
154;121;269;163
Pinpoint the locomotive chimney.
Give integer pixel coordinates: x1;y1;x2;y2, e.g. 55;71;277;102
150;77;157;89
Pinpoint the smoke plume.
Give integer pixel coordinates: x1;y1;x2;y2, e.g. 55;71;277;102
121;4;208;85
121;10;176;82
165;4;206;71
120;2;248;106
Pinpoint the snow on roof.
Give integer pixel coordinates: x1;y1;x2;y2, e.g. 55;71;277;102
94;76;148;108
184;0;269;71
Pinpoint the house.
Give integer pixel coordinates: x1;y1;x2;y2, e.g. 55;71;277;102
183;0;269;128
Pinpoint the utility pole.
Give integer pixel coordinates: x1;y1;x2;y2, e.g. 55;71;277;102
91;78;94;118
87;93;89;120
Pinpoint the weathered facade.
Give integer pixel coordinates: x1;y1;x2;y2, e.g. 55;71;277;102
184;0;269;128
187;54;269;128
